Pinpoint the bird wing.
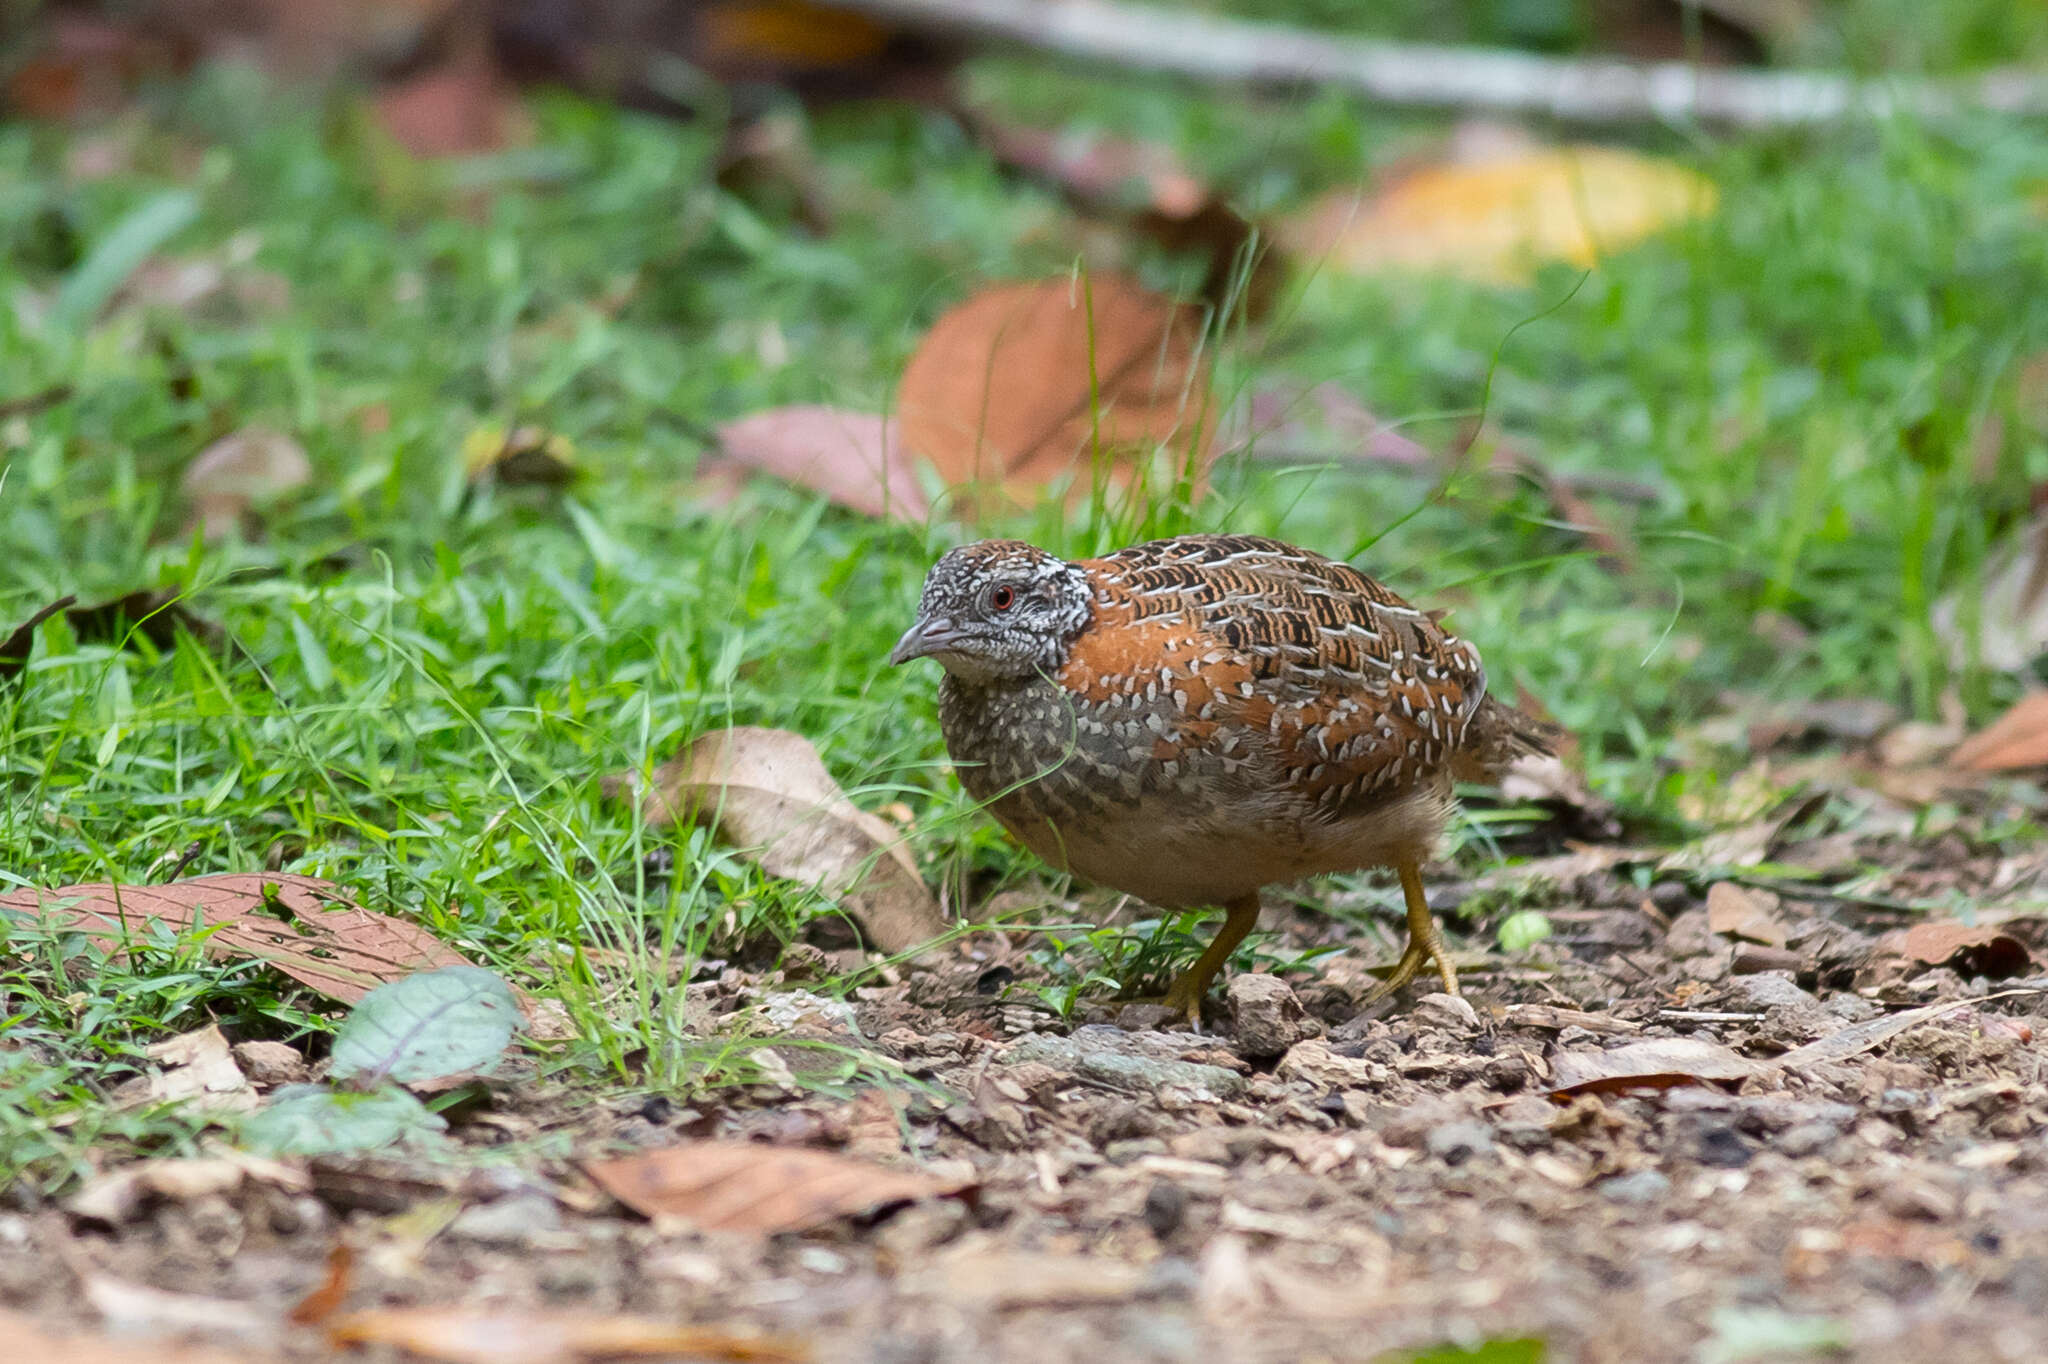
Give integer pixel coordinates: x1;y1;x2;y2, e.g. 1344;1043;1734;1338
1058;534;1487;810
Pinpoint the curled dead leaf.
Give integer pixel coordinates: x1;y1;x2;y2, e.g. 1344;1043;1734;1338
583;1139;970;1235
712;406;928;520
1547;1036;1758;1095
602;726;946;953
897;275;1214;513
1873;922;2034;981
1705;882;1790;949
108;1025;256;1114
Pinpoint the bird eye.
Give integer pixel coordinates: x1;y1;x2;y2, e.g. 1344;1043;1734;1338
989;585;1016;611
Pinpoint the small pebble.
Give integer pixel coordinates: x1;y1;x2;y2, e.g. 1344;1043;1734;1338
1595;1170;1671;1204
1226;974;1315;1059
1424;1120;1494;1165
1143;1181;1188;1238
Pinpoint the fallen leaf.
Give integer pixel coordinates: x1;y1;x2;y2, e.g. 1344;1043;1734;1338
372;28;526;160
327;1306;811;1364
0;873;473;1004
66;1150;308;1224
896;275;1214;512
0;594;77;682
329;965;524;1086
1872;922;2034;980
108;1025;256;1114
1547;1036;1758;1095
237;1083;447;1156
461;422;578;487
181;426;311;540
582;1140;969;1234
712;406;928;520
601;727;946;952
1951;692;2048;771
1705;882;1790;948
1283;145;1715;286
0;1308;253;1364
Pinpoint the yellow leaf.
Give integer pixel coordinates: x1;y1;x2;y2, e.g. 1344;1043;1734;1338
1286;146;1717;286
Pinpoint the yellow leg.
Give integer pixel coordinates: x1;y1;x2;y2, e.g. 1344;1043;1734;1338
1362;858;1460;1003
1159;894;1262;1025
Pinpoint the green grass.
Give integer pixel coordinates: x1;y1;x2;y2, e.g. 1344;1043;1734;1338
4;35;2048;1188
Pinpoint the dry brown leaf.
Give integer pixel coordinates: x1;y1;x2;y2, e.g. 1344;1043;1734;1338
67;1150;308;1224
1282;145;1716;286
582;1140;970;1235
461;423;578;487
1951;692;2048;771
109;1025;256;1114
328;1307;808;1364
896;276;1214;512
182;427;311;540
373;46;527;159
1874;922;2034;980
1705;882;1790;949
1549;988;2048;1096
0;873;472;1004
601;727;945;952
288;1244;354;1327
712;406;928;521
1547;1036;1757;1095
0;1308;254;1364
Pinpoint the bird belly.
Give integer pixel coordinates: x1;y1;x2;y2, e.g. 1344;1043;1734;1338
939;674;1455;908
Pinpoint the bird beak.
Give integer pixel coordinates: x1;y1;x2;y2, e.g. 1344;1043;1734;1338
889;616;963;665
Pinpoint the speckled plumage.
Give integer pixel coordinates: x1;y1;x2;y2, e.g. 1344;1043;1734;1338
891;533;1560;1017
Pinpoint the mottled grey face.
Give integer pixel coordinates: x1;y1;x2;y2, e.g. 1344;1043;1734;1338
889;540;1093;683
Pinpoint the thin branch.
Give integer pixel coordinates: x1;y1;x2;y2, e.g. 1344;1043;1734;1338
835;0;2048;127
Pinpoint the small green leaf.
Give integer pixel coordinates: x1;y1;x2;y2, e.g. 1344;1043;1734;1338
237;1083;445;1155
52;189;201;333
329;965;522;1086
1497;910;1554;953
289;610;333;691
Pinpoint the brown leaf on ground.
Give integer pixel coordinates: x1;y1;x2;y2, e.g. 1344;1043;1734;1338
0;873;472;1005
601;727;946;952
0;594;77;683
328;1307;810;1364
583;1140;970;1235
1768;990;2046;1070
1705;882;1790;949
67;1150;308;1224
1280;143;1716;287
1872;922;2034;981
1950;692;2048;771
711;406;928;521
372;10;525;160
1547;1036;1758;1095
182;427;312;541
108;1025;256;1114
0;1308;253;1364
896;276;1214;514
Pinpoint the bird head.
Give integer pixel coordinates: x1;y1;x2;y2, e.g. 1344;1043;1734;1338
889;540;1093;683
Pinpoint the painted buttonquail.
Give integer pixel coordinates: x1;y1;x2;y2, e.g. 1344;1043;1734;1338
890;533;1563;1022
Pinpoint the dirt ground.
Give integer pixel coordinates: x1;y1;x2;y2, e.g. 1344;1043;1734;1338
6;822;2048;1364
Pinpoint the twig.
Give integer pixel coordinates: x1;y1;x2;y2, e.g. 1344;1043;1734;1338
834;0;2048;128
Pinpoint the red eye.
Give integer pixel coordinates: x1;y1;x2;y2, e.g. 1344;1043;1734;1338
989;585;1016;611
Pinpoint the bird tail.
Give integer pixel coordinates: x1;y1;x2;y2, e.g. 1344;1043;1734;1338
1455;694;1567;782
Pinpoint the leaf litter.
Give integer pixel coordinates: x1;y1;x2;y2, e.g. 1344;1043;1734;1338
603;726;946;952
